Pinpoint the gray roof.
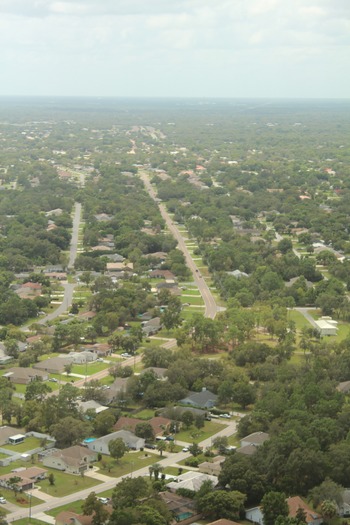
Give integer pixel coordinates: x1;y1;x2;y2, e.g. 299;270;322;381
92;430;143;447
181;389;218;408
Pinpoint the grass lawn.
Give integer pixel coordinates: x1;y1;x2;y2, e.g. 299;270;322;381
96;450;160;477
46;500;84;517
38;469;101;497
287;310;310;331
181;296;204;306
12;383;27;395
2;437;42;453
0;489;42;507
175;421;226;444
13;519;47;525
71;362;109;375
180;289;201;296
132;408;156;419
163;466;189;476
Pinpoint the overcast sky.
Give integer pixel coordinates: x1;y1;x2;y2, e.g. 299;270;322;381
0;0;349;98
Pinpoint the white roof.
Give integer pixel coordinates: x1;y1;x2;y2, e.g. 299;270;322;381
9;434;26;440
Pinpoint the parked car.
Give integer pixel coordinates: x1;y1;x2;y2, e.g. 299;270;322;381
165;436;174;441
121;353;132;358
182;447;189;452
49;378;58;382
98;497;109;505
0;498;7;504
220;413;231;419
145;443;156;450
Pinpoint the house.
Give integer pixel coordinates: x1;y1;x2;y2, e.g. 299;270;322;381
141;317;162;336
94;213;113;222
314;319;338;336
337;381;350;394
140;367;168;381
86;430;145;454
104;253;125;262
226;270;249;279
180;388;218;409
33;356;74;374
78;400;108;415
198;456;225;476
149;270;176;280
106;262;133;272
208;520;242;525
0;467;47;491
144;252;168;262
104;377;128;404
114;416;171;437
236;444;259;456
240;432;269;448
159;491;201;524
56;506;113;525
43;445;97;474
68;351;98;364
3;367;49;385
167;471;218;493
246;497;322;525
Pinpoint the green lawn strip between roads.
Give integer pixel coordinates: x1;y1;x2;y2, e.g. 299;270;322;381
174;421;226;444
96;450;160;477
38;470;100;497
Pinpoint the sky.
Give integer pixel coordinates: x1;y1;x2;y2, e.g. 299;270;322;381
0;0;349;99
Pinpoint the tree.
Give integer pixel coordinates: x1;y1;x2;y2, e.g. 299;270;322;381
309;478;343;508
189;442;202;457
157;440;167;457
197;490;246;521
232;382;256;409
51;417;92;448
4;338;19;358
25;379;52;401
148;462;164;481
94;411;116;436
261;491;289;525
64;363;72;376
320;500;337;524
181;411;194;429
212;436;229;454
48;473;55;486
82;492;109;525
108;438;126;463
135;422;155;441
112;476;150;509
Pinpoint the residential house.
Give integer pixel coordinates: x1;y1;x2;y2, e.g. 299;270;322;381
33;356;74;374
226;270;249;279
0;467;47;491
149;269;176;280
141;317;162;336
106;262;133;273
167;471;218;493
78;400;108;415
198;456;225;476
56;506;113;525
114;416;171;437
87;430;145;454
240;432;269;448
140;367;168;381
3;367;49;385
144;252;168;262
68;351;97;364
104;377;128;404
94;213;113;222
246;496;322;525
180;388;218;410
159;491;202;525
43;446;97;474
337;381;350;394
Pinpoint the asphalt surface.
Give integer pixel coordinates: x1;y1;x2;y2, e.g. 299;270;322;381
140;171;219;319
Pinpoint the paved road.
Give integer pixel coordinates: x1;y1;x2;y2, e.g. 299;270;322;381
68;202;82;269
140;171;219;319
37;201;81;325
294;307;318;328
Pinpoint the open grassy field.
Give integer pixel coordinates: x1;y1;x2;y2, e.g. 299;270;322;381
175;421;227;444
38;469;100;497
1;437;42;453
96;450;160;477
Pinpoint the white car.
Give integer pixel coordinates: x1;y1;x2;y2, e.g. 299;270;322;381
182;447;189;452
121;353;132;358
98;497;109;504
0;497;7;504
